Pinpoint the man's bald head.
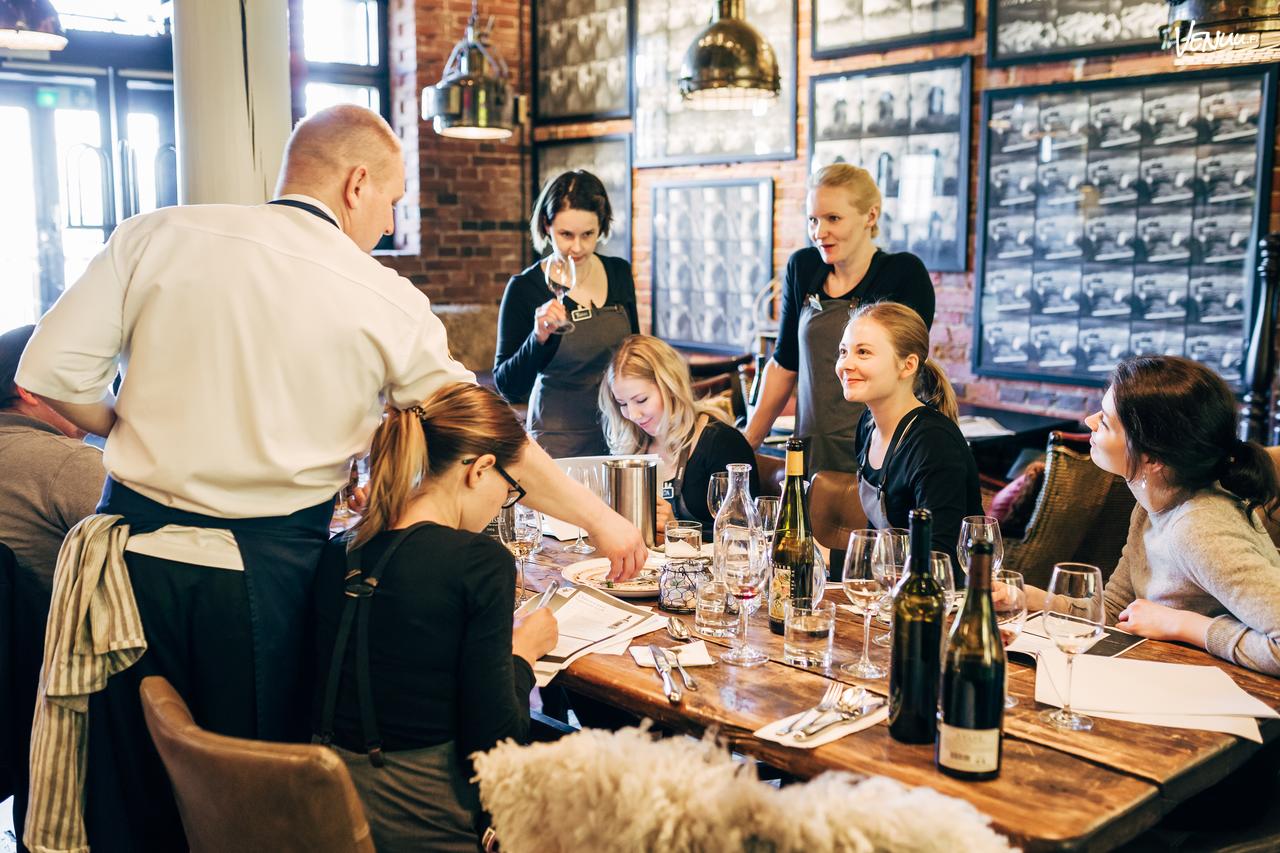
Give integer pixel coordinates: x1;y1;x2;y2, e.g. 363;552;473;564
277;104;401;193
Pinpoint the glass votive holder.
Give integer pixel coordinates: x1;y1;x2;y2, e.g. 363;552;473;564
659;553;712;613
783;598;836;668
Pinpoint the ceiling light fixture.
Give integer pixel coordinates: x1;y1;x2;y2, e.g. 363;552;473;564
0;0;68;51
421;0;515;140
677;0;780;111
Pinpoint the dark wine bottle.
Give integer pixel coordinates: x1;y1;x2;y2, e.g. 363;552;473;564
888;508;946;744
767;439;813;635
937;541;1005;780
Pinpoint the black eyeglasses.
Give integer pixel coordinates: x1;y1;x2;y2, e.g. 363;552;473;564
462;458;525;509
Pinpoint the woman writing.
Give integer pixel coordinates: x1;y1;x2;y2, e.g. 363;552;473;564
835;301;982;563
1023;356;1280;676
494;170;639;457
600;335;759;532
744;164;935;475
312;383;558;851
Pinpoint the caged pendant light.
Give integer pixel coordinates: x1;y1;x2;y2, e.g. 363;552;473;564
421;0;516;140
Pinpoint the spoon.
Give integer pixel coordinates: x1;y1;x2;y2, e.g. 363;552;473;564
666;616;691;641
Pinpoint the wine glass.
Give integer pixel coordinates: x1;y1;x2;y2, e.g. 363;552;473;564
930;550;958;614
719;524;768;667
329;455;370;535
957;515;1004;583
499;505;543;610
706;472;730;519
755;496;781;543
1041;563;1104;732
871;528;907;647
841;530;886;679
993;570;1028;709
543;253;576;334
564;467;598;555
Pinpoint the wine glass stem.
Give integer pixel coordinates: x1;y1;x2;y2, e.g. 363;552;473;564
736;595;749;653
1063;652;1076;719
860;607;873;666
518;557;526;605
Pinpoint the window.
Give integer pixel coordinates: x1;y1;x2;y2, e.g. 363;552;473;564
295;0;388;119
57;0;171;37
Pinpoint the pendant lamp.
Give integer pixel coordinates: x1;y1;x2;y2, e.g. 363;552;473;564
421;0;515;140
0;0;67;51
677;0;780;111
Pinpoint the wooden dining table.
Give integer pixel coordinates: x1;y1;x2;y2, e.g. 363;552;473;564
522;537;1280;853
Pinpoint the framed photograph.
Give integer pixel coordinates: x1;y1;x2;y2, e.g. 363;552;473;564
809;57;971;272
651;178;774;352
812;0;974;59
988;0;1167;67
973;66;1278;389
534;0;633;123
633;0;797;167
533;135;633;262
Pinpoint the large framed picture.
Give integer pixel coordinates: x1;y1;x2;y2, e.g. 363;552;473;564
633;0;797;167
533;135;633;262
988;0;1166;66
974;66;1278;389
651;178;774;352
812;0;974;60
534;0;633;123
810;56;972;273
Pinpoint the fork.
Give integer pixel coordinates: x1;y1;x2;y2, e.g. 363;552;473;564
661;646;698;692
797;689;881;741
778;681;842;736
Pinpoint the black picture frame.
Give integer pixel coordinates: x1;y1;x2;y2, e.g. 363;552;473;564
633;0;797;168
973;65;1278;390
533;0;634;124
987;0;1166;67
533;135;634;262
809;56;972;273
811;0;974;60
651;178;775;353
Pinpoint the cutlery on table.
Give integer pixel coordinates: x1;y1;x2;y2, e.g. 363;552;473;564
666;616;691;642
648;643;683;704
797;689;882;741
662;646;698;692
778;681;842;736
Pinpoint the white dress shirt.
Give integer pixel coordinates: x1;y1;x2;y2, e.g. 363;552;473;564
18;195;474;518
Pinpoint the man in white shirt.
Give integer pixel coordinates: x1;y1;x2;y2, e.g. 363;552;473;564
18;105;644;852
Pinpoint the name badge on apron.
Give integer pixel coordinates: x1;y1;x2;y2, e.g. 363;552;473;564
571;306;593;322
807;293;824;312
661;481;676;501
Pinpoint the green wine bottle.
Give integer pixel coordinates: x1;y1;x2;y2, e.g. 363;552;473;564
768;439;813;636
937;541;1005;780
888;508;946;744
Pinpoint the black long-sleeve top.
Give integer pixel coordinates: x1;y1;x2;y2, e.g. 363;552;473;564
311;522;534;756
772;246;935;372
677;419;761;530
493;254;640;403
855;406;983;574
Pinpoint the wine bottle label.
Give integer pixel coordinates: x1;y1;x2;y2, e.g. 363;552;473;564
785;449;804;477
938;723;1000;773
769;566;791;622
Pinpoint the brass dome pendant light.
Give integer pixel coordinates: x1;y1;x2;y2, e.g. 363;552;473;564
677;0;780;111
0;0;67;51
421;0;516;140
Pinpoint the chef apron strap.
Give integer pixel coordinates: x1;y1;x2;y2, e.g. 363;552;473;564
660;414;704;513
857;406;925;524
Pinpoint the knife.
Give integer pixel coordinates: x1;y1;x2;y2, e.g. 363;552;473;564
795;698;885;741
648;643;682;704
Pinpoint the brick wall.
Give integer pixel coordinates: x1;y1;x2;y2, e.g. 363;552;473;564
392;0;1280;421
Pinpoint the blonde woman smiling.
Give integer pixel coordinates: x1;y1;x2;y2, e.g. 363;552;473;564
600;335;758;532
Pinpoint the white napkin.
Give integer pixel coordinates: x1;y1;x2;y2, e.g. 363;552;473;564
755;701;889;749
542;516;582;541
629;640;716;668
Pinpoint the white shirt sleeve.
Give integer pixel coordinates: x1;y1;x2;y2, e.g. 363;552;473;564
383;295;476;408
16;225;130;404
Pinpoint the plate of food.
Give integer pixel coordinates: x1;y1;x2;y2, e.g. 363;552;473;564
561;558;661;598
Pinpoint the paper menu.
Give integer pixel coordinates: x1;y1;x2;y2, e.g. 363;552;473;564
539;585;656;665
1016;612;1147;657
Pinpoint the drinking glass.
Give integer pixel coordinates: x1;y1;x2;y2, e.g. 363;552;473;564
664;521;703;557
930;550;957;612
694;580;735;638
871;528;907;647
1041;563;1104;732
755;496;781;543
956;515;1004;582
994;570;1028;709
720;524;768;667
841;529;886;679
542;253;576;334
329;455;371;535
784;599;835;668
564;467;599;555
706;472;730;519
499;505;543;610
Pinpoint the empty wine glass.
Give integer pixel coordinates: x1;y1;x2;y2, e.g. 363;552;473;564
755;496;780;541
1041;563;1104;732
564;467;599;555
720;522;768;667
329;455;370;535
543;253;576;334
499;505;543;610
930;550;958;614
841;529;886;679
994;570;1028;709
957;515;1004;583
706;471;730;519
871;528;907;647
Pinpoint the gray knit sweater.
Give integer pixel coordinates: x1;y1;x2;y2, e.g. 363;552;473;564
1103;488;1280;676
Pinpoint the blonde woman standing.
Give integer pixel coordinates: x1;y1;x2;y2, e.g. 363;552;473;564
600;335;759;531
744;164;935;475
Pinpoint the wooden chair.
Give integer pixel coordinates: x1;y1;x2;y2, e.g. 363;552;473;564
754;452;784;497
691;372;748;426
1002;432;1134;590
808;471;867;552
139;676;375;853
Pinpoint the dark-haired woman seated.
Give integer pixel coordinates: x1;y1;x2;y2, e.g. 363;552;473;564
312;383;558;851
835;301;983;566
1026;355;1280;676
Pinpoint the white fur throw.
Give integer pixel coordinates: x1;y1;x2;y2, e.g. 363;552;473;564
472;725;1019;853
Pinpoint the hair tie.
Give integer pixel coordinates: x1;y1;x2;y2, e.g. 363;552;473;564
408;404;428;420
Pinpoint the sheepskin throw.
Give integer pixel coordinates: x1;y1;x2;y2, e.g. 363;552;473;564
472;725;1018;852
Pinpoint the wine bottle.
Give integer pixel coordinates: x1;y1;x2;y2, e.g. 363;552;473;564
888;508;946;744
937;541;1005;780
768;439;813;635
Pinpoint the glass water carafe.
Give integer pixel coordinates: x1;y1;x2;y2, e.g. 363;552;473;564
713;463;762;612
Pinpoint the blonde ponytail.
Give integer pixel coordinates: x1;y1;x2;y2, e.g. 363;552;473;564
350;408;427;549
916;359;958;423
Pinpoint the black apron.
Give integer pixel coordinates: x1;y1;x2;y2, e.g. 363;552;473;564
856;408;924;532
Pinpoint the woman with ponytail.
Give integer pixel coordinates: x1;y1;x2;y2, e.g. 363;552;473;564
835;301;982;567
1026;355;1280;676
311;382;559;851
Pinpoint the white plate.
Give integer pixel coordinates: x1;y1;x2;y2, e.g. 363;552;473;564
561;558;660;598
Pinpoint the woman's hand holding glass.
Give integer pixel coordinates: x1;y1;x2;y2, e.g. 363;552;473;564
537;254;576;339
